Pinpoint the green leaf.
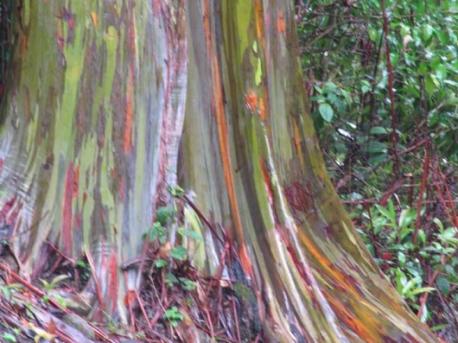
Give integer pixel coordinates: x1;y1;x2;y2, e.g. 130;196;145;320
439;227;458;244
156;206;176;226
418;230;426;245
168;185;185;197
370;126;389;135
49;274;70;289
409;287;435;296
149;222;167;243
178;227;203;241
434;64;447;81
425;74;439;96
165;273;179;287
360;80;371;94
164;306;184;327
421;24;434;42
398;208;416;229
154;258;167;269
367;141;387;154
170;246;187;261
179;277;197;291
318;103;334;122
436;277;450;295
368;27;379;42
1;333;16;343
433;218;444;231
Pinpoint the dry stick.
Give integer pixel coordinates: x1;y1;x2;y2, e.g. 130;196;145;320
0;262;114;342
183;195;250;282
413;141;431;243
85;249;106;315
0;303;76;343
135;290;153;333
231;297;241;343
381;0;400;177
417;263;443;320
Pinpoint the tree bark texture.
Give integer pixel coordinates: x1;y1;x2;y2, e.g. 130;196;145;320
0;0;436;341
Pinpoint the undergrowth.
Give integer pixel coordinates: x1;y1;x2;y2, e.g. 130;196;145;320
295;0;457;340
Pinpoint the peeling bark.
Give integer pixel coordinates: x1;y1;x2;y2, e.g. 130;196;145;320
0;0;187;321
0;0;436;341
181;1;436;341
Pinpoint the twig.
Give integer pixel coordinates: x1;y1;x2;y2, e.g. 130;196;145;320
85;250;106;316
0;262;114;342
413;141;430;243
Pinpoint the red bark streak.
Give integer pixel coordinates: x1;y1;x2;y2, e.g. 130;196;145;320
62;163;76;255
152;0;161;16
284;181;312;212
277;225;313;288
107;251;118;312
124;17;137;153
0;197;20;227
260;159;275;208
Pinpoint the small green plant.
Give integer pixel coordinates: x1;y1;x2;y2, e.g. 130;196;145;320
147;222;167;244
154;258;167;269
0;283;22;301
165;273;179;288
170;246;187;261
156;206;176;226
168;185;185;197
164;306;184;327
356;200;457;324
40;274;69;292
179;277;196;291
39;274;71;308
1;332;17;342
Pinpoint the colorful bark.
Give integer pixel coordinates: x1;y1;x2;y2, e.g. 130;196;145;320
181;0;436;341
0;0;187;321
0;0;437;341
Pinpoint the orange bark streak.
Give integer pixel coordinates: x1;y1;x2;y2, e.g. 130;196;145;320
323;290;379;342
203;0;253;277
123;70;134;153
297;229;350;288
254;0;264;47
293;122;305;167
276;10;286;34
258;96;266;120
244;89;258;112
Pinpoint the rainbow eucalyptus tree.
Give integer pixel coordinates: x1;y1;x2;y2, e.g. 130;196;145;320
0;0;436;341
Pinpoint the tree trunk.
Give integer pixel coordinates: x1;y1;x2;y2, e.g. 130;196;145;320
0;0;436;341
0;0;187;321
